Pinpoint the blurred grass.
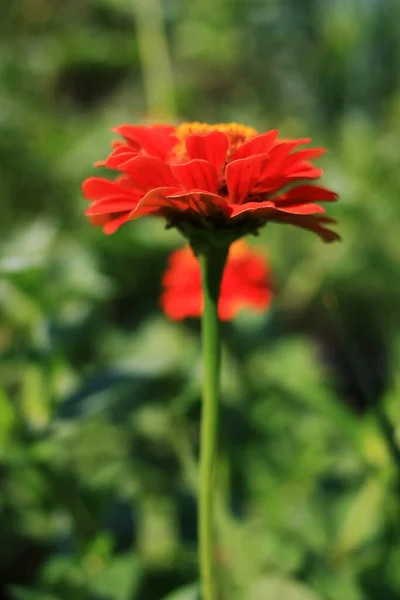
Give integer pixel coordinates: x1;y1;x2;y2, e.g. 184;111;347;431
1;0;400;598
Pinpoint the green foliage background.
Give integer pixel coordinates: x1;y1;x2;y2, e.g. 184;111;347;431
1;0;400;598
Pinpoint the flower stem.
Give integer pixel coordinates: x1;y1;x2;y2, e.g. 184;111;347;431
198;247;229;600
132;0;176;120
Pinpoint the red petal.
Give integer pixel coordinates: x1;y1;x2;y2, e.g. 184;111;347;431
270;214;340;242
129;186;184;220
229;202;339;242
282;147;326;169
286;169;323;181
167;191;228;216
226;155;269;204
121;156;179;191
161;291;203;320
185;131;229;172
113;125;177;159
89;214;110;227
111;128;141;152
115;173;140;189
273;203;325;215
272;137;312;152
263;139;312;172
130;187;228;221
103;213;132;235
229;200;325;218
171;160;218;194
85;197;140;215
274;185;338;206
231;130;279;161
229;201;275;218
285;160;323;177
82;177;132;200
105;145;140;169
252;144;321;193
160;240;273;322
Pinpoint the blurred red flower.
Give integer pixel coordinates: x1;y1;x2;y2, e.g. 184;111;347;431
82;122;339;242
161;240;272;321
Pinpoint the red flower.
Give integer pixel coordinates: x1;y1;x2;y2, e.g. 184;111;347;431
161;240;272;321
82;122;339;243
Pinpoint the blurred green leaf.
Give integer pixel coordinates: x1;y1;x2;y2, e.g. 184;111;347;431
333;476;386;558
161;583;199;600
21;363;49;431
0;220;56;275
0;385;16;452
88;551;142;600
246;576;321;600
8;588;58;600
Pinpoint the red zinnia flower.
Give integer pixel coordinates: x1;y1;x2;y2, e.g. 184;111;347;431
82;122;339;243
161;240;272;321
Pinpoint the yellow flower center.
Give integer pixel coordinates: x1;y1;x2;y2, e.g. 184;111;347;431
173;121;258;160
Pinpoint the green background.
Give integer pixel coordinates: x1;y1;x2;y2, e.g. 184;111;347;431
1;0;400;598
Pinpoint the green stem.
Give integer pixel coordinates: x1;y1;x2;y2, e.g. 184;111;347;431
132;0;176;120
198;247;229;600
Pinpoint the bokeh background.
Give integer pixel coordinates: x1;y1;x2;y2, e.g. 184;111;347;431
1;0;400;598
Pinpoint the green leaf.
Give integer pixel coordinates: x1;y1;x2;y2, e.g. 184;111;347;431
246;576;321;600
88;552;142;600
0;385;16;452
0;220;56;275
161;583;199;600
21;364;49;431
333;476;385;558
8;587;57;600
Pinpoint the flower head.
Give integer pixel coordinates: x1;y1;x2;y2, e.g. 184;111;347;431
161;240;272;321
82;122;339;246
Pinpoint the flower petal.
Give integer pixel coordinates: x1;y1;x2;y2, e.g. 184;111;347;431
229;200;324;218
230;203;339;242
231;130;279;161
171;160;218;194
282;147;326;168
105;145;140;169
167;191;228;216
161;290;202;320
82;177;132;200
160;241;272;321
129;186;228;221
274;185;338;206
185;131;229;172
274;204;325;215
120;156;179;191
129;186;184;220
113;124;177;159
103;213;133;235
261;139;312;176
226;155;270;204
85;197;140;215
285;162;323;179
251;144;323;193
270;214;340;242
89;214;110;227
228;201;275;218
